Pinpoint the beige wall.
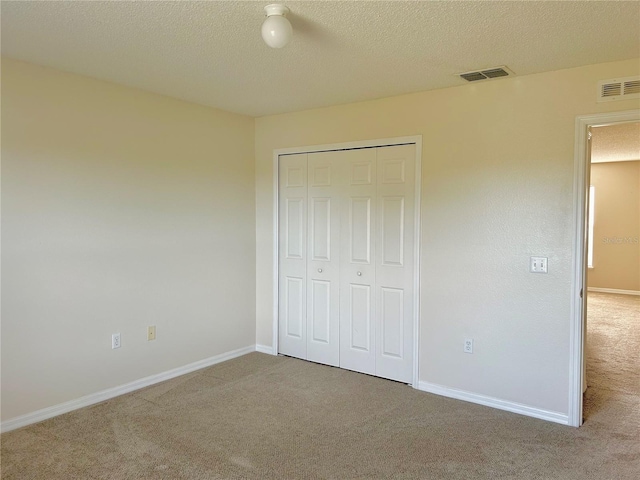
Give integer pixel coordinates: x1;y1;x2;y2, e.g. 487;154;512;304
3;56;640;425
1;58;256;421
255;59;640;416
588;161;640;291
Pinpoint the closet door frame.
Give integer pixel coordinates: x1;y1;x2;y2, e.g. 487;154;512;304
272;136;423;388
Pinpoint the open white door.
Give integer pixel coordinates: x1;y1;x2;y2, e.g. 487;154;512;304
581;128;592;395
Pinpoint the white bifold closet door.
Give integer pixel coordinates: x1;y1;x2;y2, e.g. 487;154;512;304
278;154;308;360
278;151;342;366
278;144;415;383
306;151;341;367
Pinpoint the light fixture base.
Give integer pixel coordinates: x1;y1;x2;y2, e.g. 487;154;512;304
264;4;290;17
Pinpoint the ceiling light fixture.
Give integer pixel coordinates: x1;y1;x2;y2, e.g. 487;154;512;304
261;4;292;49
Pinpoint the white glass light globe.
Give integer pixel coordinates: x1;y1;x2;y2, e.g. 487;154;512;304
261;13;292;48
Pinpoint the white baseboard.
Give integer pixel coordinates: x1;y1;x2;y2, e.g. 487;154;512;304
587;287;640;296
417;381;569;426
0;345;256;433
255;344;276;355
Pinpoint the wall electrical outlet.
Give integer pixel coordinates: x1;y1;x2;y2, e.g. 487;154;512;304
147;325;156;341
530;256;548;273
112;333;121;349
464;338;473;354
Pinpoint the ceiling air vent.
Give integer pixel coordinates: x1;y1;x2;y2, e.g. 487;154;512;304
597;76;640;102
460;72;487;82
458;66;514;82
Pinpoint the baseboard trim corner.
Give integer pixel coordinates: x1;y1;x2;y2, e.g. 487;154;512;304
255;344;276;355
587;287;640;296
0;344;255;433
417;381;569;425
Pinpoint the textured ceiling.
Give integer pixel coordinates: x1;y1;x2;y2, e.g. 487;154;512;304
2;1;639;117
591;122;640;163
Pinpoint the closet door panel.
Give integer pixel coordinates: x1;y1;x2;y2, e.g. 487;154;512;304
380;287;404;358
350;197;372;264
340;148;377;375
278;154;308;359
310;279;331;343
349;283;372;351
306;152;341;366
375;144;416;383
284;277;305;339
381;196;405;267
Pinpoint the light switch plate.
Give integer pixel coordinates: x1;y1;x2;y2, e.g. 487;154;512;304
530;256;548;273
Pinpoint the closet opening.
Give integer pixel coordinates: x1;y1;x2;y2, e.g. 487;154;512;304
271;136;422;386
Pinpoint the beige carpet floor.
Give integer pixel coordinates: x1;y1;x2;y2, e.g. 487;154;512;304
2;292;638;479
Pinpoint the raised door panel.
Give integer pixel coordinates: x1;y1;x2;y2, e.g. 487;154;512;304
375;144;416;383
284;277;305;339
278;154;308;360
310;279;331;344
380;287;404;359
381;196;404;267
340;148;377;375
350;197;372;264
310;197;331;262
285;198;305;259
349;284;372;352
306;152;341;366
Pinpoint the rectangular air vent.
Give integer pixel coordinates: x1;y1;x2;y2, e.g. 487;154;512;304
624;79;640;95
597;76;640;102
460;72;487;82
458;66;514;82
482;68;510;79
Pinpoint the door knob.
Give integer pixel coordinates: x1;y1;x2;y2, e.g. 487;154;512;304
357;271;362;276
318;268;323;273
